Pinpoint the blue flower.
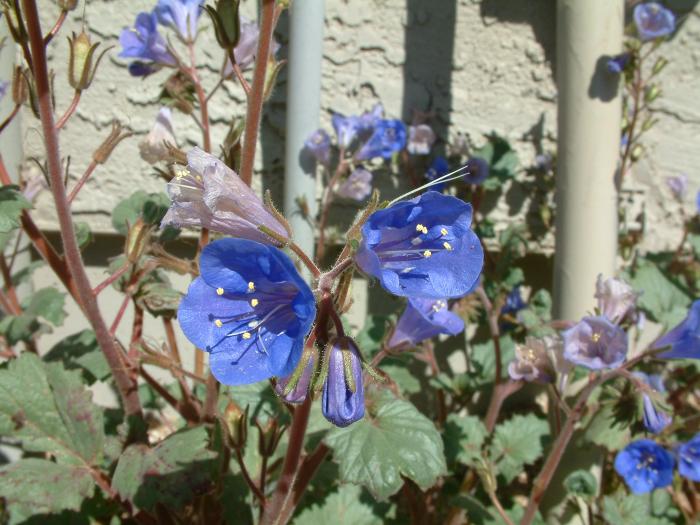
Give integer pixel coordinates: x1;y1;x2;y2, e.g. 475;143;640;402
425;156;449;191
562;316;628;370
388;297;464;350
464;157;489;185
355;119;407;160
677;433;700;482
655;300;700;359
634;372;672;434
355;191;483;299
178;239;316;385
155;0;202;40
614;440;675;493
304;129;331;166
607;53;631;74
501;286;526;317
322;337;365;427
634;2;675;41
119;12;176;75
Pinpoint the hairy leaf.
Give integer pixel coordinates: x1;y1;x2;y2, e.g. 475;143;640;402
325;389;447;500
628;261;691;327
443;414;487;466
24;287;67;326
489;414;548;483
0;185;31;233
294;484;382;525
44;330;110;384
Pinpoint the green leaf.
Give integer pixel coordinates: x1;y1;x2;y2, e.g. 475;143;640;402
581;402;630;451
0;313;41;344
111;426;219;512
563;469;597;498
325;389;447;500
602;492;652;524
627;261;691;327
24;287;67;326
381;359;421;395
294;484;382;525
44;330;110;384
135;281;181;318
0;185;31;233
0;459;95;524
489;414;548;483
355;315;390;357
443;414;487;466
469;335;515;386
74;221;92;249
0;353;105;465
112;191;170;235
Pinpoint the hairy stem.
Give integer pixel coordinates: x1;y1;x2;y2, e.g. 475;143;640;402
22;0;144;427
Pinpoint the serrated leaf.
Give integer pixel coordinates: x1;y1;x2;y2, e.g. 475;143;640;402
602;492;653;524
628;261;691;327
75;221;92;249
443;414;487;466
0;353;105;465
24;287;66;326
112;191;170;235
489;414;548;483
293;484;382;525
581;403;630;451
469;335;515;385
0;185;31;233
0;313;41;344
43;330;110;384
563;469;597;498
324;389;447;500
381;359;421;395
0;459;95;524
111;426;219;512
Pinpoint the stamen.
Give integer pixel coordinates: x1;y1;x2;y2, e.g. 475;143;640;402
592;332;601;342
443;241;453;251
440;228;448;236
216;287;224;296
251;298;259;307
214;319;223;328
242;332;252;340
248;281;255;292
423;250;432;258
248;320;259;328
415;224;428;234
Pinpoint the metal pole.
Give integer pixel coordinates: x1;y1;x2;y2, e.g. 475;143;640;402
553;0;623;321
283;0;325;264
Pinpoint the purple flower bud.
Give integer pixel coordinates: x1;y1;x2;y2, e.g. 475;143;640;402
655;300;700;359
274;351;315;404
614;440;674;494
595;275;638;324
562;316;628;370
633;372;671;435
139;107;177;164
634;2;676;42
677;433;700;482
607;53;630;74
464;157;489;185
336;168;373;201
223;15;281;75
355;119;407;161
534;153;553;172
303;129;331;166
665;173;688;201
322;337;365;427
406;124;436;155
508;337;554;383
161;147;289;244
119;12;176;73
155;0;202;40
388;297;464;350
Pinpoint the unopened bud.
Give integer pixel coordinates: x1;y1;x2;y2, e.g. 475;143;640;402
255;418;284;458
652;56;668;76
125;218;152;263
67;31;110;91
11;66;27;105
631;144;644;161
223;402;248;449
221;117;244;172
275;347;316;404
205;0;241;51
645;84;662;103
94;121;133;164
263;57;285;101
642;117;658;132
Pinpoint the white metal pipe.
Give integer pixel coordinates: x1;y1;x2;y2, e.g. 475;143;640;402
553;0;623;321
283;0;325;263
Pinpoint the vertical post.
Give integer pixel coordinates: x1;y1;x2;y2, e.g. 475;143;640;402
553;0;623;321
283;0;325;262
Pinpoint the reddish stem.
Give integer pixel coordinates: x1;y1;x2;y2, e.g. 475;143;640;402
55;90;81;130
0;104;21;135
92;263;130;296
67;159;97;204
43;8;67;46
109;294;130;336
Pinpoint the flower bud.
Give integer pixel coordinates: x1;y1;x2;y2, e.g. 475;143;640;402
255;418;284;458
93;121;133;164
223;402;247;449
275;348;316;404
645;84;662;103
594;275;638;324
67;31;109;91
321;337;365;427
124;218;152;263
11;66;27;105
205;0;241;51
139;108;177;165
58;0;79;10
652;56;668;76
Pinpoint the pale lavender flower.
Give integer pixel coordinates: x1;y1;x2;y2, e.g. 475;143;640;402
161;147;288;244
223;15;281;75
155;0;202;40
0;80;8;102
595;275;638;324
666;174;688;201
634;372;672;434
634;2;676;41
387;297;464;350
508;337;554;383
21;174;47;203
562;316;628;370
336;168;373;201
119;12;176;74
139;107;177;164
406;124;436;155
304;129;331;166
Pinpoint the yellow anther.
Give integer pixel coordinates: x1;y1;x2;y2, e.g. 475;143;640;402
440;228;448;236
216;287;224;296
423;250;432;258
175;167;189;179
416;224;424;232
214;319;223;328
251;298;259;307
242;332;252;340
443;241;453;251
248;281;255;291
592;332;601;343
195;175;202;181
248;321;259;328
